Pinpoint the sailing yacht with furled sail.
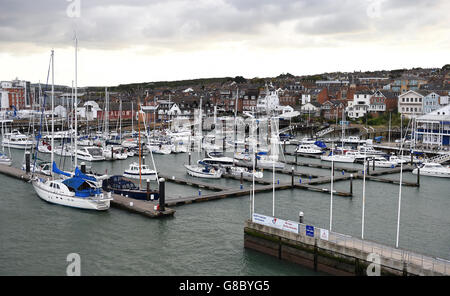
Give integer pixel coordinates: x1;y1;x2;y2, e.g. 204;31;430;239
31;44;111;211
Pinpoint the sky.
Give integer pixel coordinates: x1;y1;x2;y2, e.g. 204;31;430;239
0;0;449;87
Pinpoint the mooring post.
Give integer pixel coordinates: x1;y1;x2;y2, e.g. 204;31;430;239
25;151;30;173
240;172;243;189
366;159;370;175
350;174;353;196
158;178;165;211
291;167;294;187
111;146;114;160
299;211;304;223
188;152;191;165
146;179;150;201
417;166;420;187
410;152;413;165
81;162;86;174
372;158;375;172
255;152;258;168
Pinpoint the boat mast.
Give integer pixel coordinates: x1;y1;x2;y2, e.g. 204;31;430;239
74;36;78;169
50;49;55;178
138;97;142;188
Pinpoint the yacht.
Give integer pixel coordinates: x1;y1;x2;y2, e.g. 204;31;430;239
412;163;450;178
32;170;112;210
123;162;158;181
321;151;355;163
388;155;408;165
147;143;172;155
37;141;52;154
256;155;285;169
295;144;323;155
342;136;364;144
102;175;159;200
344;150;369;161
357;145;384;156
76;146;105;162
370;156;398;168
201;153;237;168
0;152;12;166
2;130;34;149
103;146;128;160
185;162;223;179
227;166;263;179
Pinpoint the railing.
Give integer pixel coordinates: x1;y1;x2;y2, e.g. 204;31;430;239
294;222;449;275
315;127;335;137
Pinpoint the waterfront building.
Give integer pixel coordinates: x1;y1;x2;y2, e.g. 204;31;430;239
414;105;450;146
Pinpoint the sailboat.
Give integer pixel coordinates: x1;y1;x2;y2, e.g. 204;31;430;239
32;45;111;211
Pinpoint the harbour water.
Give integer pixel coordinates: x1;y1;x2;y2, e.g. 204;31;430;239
0;146;449;275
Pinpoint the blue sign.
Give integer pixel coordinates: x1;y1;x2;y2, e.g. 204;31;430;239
306;225;314;237
340;121;349;125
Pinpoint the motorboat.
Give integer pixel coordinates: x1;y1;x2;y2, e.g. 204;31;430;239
123;162;158;181
321;151;355;163
369;156;398;168
0;152;12;166
388;155;408;165
201;152;238;168
102;175;159;200
37;141;52;154
295;144;323;155
227;166;263;179
357;145;384;156
185;162;223;179
103;146;128;160
76;146;105;162
341;136;365;144
2;130;34;149
412;163;450;178
24;162;52;176
344;150;369;161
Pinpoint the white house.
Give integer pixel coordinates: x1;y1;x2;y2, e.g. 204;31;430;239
346;91;373;119
83;101;101;120
300;102;321;116
398;90;425;118
54;105;67;118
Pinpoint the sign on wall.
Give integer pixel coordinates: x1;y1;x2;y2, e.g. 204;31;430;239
252;213;299;234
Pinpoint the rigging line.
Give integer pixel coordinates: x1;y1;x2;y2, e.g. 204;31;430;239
32;52;53;177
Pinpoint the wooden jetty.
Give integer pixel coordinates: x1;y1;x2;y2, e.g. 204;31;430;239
0;164;175;219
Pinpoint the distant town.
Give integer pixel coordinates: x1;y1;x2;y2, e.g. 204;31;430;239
1;65;449;131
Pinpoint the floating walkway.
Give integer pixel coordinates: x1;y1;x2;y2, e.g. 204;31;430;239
0;164;175;219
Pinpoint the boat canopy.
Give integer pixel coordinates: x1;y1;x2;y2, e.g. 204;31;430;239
314;141;327;148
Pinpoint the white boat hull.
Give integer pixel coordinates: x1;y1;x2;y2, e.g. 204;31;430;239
32;179;111;210
185;164;222;179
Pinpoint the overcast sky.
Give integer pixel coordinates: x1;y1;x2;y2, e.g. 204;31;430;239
0;0;449;87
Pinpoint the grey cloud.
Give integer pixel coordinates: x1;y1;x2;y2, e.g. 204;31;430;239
0;0;448;51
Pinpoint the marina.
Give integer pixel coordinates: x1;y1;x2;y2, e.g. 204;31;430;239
1;5;449;278
1;119;449;276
